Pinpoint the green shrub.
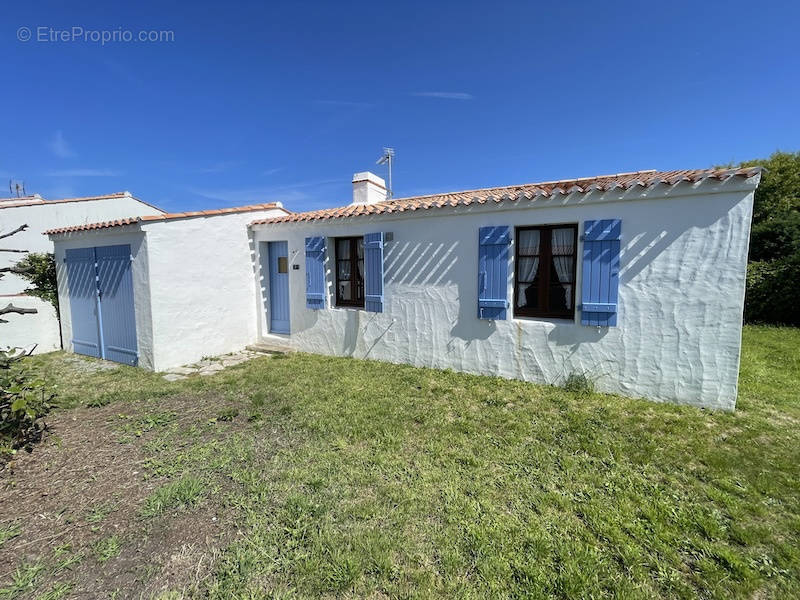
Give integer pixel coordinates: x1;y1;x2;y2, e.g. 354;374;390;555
0;360;56;454
745;251;800;325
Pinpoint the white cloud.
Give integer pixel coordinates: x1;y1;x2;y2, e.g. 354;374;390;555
262;167;284;176
46;130;76;158
45;168;122;177
411;92;474;100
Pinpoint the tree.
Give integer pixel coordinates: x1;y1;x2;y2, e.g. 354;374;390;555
739;150;800;224
13;252;58;316
734;151;800;325
0;224;38;339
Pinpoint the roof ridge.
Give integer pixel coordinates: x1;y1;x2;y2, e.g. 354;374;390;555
250;167;762;226
382;169;663;205
44;202;291;235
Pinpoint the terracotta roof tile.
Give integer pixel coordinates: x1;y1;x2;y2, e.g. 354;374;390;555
44;202;290;235
251;167;762;226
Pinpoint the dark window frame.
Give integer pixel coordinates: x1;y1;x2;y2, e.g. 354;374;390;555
334;236;365;308
513;223;578;319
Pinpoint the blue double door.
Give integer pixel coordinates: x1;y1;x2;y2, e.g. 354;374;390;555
64;244;138;366
265;241;290;334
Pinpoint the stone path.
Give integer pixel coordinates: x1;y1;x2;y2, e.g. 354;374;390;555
161;350;263;381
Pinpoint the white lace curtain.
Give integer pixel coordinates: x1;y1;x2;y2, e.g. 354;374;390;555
518;229;540;280
516;229;539;307
551;228;574;309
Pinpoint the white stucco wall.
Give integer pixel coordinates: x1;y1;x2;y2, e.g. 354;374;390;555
0;295;61;353
0;195;163;353
252;177;757;410
143;208;287;371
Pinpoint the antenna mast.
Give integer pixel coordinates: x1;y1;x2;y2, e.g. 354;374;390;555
376;147;395;199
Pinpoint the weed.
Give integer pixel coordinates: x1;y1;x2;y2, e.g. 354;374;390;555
216;408;239;422
141;476;206;518
85;501;116;524
0;562;43;598
93;536;121;563
563;371;595;395
34;582;72;600
0;524;21;547
117;411;176;438
86;394;113;408
51;544;82;572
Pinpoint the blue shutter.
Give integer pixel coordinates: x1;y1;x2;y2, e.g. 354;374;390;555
364;232;385;313
305;237;326;309
581;219;621;326
478;226;510;320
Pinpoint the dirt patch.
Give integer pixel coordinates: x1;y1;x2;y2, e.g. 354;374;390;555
0;392;246;598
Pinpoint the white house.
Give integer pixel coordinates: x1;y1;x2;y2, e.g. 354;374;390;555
1;192;164;353
48;167;761;410
46;203;290;370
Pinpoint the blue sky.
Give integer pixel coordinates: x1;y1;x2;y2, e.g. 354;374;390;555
2;1;799;213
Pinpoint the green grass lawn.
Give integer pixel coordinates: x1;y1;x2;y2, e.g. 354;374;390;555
1;325;799;599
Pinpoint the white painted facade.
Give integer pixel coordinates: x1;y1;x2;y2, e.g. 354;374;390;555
251;175;759;410
0;194;163;353
51;206;288;371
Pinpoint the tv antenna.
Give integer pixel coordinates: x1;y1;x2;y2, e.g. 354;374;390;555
8;180;26;198
376;147;395;199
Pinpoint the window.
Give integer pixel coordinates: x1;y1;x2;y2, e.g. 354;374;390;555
514;224;577;319
335;236;364;307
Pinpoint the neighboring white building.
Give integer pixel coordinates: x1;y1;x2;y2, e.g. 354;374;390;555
0;192;164;353
46;203;290;370
49;167;761;410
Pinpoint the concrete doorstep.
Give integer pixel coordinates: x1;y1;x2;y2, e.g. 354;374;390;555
160;349;263;381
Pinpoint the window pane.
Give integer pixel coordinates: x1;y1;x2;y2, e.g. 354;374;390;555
356;238;364;259
549;284;572;312
337;260;351;281
518;229;540;255
516;283;538;309
337;239;350;260
550;255;573;285
338;281;352;301
517;256;540;283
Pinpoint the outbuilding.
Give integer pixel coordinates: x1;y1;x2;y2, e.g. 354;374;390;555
46;203;289;370
1;192;164;353
250;168;761;410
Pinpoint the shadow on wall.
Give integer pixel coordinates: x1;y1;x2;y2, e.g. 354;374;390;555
385;237;497;347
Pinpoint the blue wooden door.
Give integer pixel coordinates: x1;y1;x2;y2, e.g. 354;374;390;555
268;241;290;334
96;245;138;365
65;248;101;358
64;244;138;365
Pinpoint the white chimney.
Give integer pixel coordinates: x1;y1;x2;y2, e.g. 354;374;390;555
352;171;387;205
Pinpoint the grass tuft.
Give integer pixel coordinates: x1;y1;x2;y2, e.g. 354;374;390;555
0;562;43;598
92;536;121;564
141;476;207;518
